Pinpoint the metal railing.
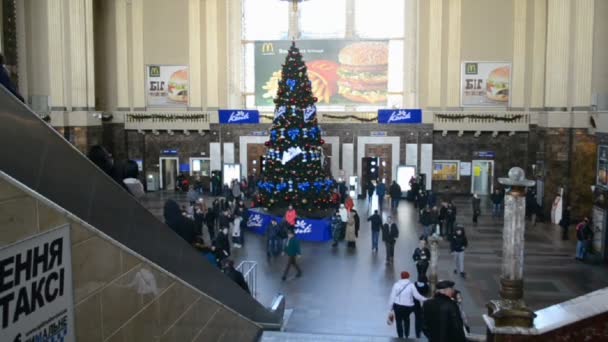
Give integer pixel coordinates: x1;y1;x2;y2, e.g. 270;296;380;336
237;260;258;299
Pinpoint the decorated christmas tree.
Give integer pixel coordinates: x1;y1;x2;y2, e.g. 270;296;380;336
256;42;335;214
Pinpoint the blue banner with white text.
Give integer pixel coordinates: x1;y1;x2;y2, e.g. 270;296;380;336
377;109;422;124
246;209;332;242
219;109;260;124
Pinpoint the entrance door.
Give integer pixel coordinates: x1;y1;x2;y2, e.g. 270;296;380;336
471;160;494;195
365;144;393;184
160;157;179;190
247;144;266;177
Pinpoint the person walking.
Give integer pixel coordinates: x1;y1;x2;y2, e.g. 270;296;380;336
222;259;251;294
367;210;382;252
438;202;448;236
575;217;593;261
491;189;503;219
352;209;360;239
339;203;348;239
266;219;281;257
412;238;431;279
376;180;386;210
389;180;402;209
450;226;468;278
420;205;433;239
331;211;343;248
560;205;571;240
345;212;357;248
387;271;427;339
472;194;481;225
382;216;399;264
422;280;466;342
446;202;457;239
453;290;471;334
214;226;231;262
417;190;428;213
367;180;376;204
430;206;440;236
413;274;430;339
282;230;302;281
345;195;354;212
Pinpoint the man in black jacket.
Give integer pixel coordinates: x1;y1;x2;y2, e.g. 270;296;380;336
222;259;251;294
490;189;503;219
389;181;402;209
446;202;457;239
381;216;399;264
420;206;433;239
450;226;468;278
423;280;466;342
368;210;382;253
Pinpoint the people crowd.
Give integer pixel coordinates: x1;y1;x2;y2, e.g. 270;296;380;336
89;156;592;341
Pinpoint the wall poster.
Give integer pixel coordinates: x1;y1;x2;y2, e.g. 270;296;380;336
598;145;608;188
146;65;189;107
432;160;460;181
0;225;75;342
461;62;511;107
459;162;472;176
255;40;389;106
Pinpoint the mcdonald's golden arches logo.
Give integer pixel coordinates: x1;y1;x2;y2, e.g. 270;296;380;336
261;42;275;54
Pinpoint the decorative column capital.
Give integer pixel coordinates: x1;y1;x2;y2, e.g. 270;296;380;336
498;167;535;197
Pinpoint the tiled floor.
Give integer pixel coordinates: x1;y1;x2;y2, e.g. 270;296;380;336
142;192;608;338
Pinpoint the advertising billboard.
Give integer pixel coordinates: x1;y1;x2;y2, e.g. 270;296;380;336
461;62;511;107
255;40;389;106
146;65;189;107
0;225;75;342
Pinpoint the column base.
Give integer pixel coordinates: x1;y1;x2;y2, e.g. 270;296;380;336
487;299;536;328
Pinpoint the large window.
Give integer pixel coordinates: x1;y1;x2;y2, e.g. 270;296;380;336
241;0;406;111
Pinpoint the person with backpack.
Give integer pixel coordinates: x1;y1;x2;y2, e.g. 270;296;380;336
387;271;427;339
382;216;399;264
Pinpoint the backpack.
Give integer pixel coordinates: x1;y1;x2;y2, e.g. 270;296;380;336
277;222;288;239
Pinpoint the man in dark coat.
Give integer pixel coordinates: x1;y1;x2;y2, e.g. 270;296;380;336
222;259;250;294
367;210;382;252
163;199;198;245
352;209;360;238
472;194;481;225
423;280;466;342
389;180;402;209
376;180;386;210
0;53;24;102
381;216;399;264
419;206;433;239
446;202;457;239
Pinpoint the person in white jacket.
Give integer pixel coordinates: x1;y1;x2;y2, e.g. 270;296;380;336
388;271;427;339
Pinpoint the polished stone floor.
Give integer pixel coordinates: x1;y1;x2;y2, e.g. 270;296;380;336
142;191;608;338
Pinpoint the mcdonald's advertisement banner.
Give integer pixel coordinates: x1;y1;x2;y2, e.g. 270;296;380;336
461;62;511;107
146;65;189;107
255;40;389;106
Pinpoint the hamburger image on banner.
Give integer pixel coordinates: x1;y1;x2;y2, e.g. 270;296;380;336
146;65;189;107
337;42;388;104
461;62;511;106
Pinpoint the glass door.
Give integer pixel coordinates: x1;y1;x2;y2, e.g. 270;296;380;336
471;160;494;195
160;157;179;190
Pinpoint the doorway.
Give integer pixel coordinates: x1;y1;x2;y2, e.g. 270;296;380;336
160;157;179;190
190;157;211;191
365;144;393;184
247;144;267;177
471;160;494;195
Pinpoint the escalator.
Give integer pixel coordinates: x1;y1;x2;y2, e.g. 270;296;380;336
0;88;283;333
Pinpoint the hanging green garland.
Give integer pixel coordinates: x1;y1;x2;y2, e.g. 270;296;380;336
435;113;524;122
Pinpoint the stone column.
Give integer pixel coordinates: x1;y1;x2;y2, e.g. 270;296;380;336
428;235;441;293
487;167;536;328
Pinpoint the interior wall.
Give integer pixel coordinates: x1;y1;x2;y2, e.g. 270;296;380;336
592;0;608;98
142;0;189;65
461;0;513;61
93;0;117;111
24;0;49;98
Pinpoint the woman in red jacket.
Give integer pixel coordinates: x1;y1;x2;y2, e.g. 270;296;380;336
285;204;297;229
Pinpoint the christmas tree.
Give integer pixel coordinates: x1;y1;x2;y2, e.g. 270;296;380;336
256;42;335;214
